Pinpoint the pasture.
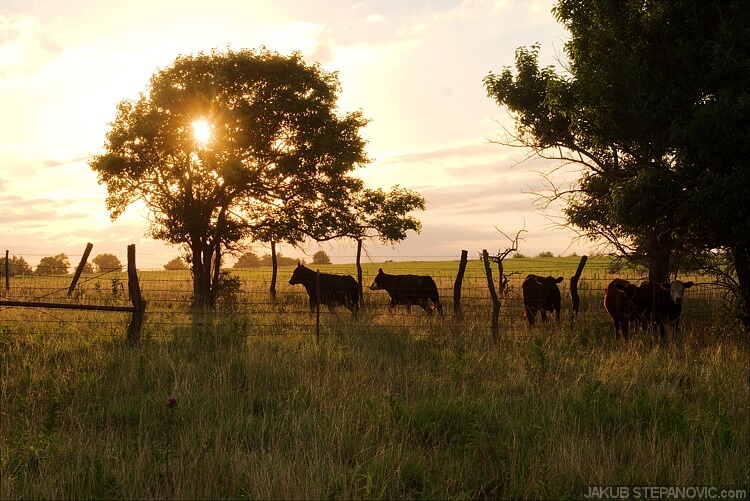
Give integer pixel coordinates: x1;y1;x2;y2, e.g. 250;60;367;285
1;256;748;499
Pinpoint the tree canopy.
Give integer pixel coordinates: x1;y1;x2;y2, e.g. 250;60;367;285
90;48;371;309
312;250;331;265
35;254;69;275
484;0;750;329
92;253;123;272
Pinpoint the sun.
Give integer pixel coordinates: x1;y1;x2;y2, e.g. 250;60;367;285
192;119;211;145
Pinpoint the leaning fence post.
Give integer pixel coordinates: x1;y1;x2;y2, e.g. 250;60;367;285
482;249;501;342
127;244;146;345
570;255;588;319
453;250;468;316
68;242;94;297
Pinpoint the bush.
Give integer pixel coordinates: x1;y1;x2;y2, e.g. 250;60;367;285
92;253;123;272
535;251;554;258
312;250;332;265
35;253;70;275
1;255;32;277
164;257;189;271
234;252;261;268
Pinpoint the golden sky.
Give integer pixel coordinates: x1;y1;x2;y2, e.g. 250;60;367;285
1;0;592;268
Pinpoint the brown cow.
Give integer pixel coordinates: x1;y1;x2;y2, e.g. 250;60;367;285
604;279;649;338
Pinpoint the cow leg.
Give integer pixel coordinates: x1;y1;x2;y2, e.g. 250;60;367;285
524;305;536;326
540;310;548;324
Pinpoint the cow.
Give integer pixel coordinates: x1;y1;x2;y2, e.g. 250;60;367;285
288;263;361;318
641;280;694;336
369;268;443;315
603;279;650;338
522;274;564;326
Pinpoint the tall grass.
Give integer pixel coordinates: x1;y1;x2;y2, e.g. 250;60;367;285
1;317;747;499
1;256;748;499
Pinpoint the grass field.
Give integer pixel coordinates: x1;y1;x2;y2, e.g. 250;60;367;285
1;256;748;499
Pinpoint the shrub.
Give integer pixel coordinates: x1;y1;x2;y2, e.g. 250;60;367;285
312;250;332;265
164;257;189;271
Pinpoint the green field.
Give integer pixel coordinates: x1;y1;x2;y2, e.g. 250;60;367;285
1;257;748;499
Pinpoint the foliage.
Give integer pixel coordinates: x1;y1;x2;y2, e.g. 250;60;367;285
233;252;261;268
92;253;123;272
484;0;750;329
0;255;32;277
260;252;298;267
89;47;370;310
163;257;189;271
343;186;426;245
535;251;554;258
34;253;69;275
312;250;332;265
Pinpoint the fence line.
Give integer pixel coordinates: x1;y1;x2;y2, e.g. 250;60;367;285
1;250;739;340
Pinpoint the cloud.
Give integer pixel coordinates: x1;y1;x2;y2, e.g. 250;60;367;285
0;14;62;77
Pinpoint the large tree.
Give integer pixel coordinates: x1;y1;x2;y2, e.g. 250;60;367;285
484;0;750;328
90;48;369;310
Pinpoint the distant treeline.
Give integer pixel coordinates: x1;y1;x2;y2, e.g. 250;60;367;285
233;252;304;268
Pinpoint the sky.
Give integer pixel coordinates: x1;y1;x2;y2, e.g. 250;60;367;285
0;0;594;269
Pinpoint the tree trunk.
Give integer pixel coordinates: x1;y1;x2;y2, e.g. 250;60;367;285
647;240;672;284
210;244;222;307
270;240;278;303
191;241;214;311
732;245;750;334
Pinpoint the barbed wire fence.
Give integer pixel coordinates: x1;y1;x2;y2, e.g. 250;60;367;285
0;247;734;341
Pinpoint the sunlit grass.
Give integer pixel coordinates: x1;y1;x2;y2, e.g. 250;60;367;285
1;257;747;499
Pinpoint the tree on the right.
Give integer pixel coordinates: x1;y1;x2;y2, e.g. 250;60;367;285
484;0;750;332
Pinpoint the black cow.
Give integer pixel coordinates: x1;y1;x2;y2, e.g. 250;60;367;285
641;280;694;335
369;268;443;315
522;274;564;326
288;263;360;317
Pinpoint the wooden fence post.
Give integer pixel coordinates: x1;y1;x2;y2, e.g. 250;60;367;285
4;250;8;291
68;242;93;296
270;241;278;304
127;244;146;346
315;269;320;345
453;250;468;316
482;249;501;342
570;255;588;319
356;239;364;307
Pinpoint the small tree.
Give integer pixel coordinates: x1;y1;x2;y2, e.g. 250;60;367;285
1;255;32;277
92;253;123;272
89;48;370;311
312;250;332;265
233;252;261;268
35;254;70;275
164;256;189;270
260;253;297;267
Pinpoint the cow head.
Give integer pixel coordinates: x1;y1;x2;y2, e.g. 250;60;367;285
370;268;385;290
660;280;694;304
288;262;308;285
535;275;564;303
